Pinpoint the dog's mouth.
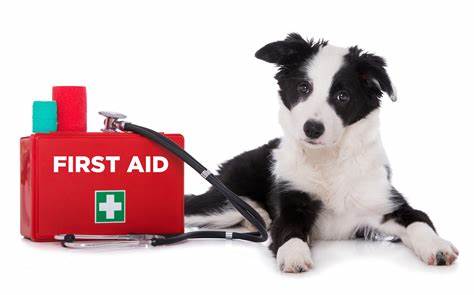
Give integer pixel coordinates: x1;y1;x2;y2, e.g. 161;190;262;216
303;139;324;147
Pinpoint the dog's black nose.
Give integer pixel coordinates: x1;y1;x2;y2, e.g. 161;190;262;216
303;120;325;139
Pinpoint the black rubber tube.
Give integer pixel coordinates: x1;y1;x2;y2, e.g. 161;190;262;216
122;123;268;245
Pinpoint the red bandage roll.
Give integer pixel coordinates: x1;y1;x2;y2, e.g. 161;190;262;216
52;86;87;132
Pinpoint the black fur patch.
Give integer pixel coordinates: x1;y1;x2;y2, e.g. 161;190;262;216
384;164;392;181
277;77;312;109
327;47;394;126
269;182;323;255
383;188;436;232
255;33;327;109
185;138;280;216
255;33;325;68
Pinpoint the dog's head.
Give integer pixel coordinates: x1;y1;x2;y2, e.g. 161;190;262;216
256;33;396;148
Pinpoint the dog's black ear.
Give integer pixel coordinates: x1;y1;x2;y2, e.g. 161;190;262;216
349;47;397;102
255;33;315;66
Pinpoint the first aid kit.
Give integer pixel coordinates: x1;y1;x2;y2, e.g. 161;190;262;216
20;86;267;248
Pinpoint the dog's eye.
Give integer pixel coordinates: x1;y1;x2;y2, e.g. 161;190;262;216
335;90;350;104
297;81;312;95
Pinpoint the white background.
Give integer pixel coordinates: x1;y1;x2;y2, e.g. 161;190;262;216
1;0;473;294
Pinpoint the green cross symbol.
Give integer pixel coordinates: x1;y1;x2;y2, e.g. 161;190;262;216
95;190;126;223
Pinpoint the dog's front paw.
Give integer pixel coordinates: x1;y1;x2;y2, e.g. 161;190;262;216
408;224;459;266
276;238;313;273
417;237;459;266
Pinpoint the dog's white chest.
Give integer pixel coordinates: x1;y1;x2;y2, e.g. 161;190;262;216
272;136;394;240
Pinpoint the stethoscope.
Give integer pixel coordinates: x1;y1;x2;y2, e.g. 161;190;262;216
54;111;268;248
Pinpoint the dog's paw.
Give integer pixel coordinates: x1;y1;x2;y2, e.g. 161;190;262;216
417;237;459;266
276;238;313;273
408;223;459;266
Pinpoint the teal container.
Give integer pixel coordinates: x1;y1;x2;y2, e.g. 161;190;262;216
33;101;57;133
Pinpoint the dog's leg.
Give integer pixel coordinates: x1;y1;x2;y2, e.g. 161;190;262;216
270;186;322;273
378;188;458;265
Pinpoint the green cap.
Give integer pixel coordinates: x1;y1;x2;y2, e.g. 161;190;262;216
33;101;57;133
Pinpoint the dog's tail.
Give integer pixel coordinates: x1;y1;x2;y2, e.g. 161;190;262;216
185;190;271;230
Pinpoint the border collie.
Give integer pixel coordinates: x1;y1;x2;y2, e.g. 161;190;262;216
185;33;458;273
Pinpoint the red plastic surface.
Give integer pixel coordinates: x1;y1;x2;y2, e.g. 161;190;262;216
52;86;87;132
20;132;184;241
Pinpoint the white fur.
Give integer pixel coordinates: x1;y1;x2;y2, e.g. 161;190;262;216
276;238;313;273
379;221;459;265
186;210;248;229
406;222;458;264
274;109;395;240
185;197;271;231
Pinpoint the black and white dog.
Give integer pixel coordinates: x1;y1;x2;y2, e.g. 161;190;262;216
185;33;458;272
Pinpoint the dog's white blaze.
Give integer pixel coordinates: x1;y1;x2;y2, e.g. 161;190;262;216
305;45;348;101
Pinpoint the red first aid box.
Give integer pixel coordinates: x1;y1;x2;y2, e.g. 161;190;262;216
20;132;184;241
